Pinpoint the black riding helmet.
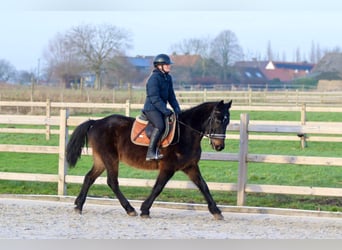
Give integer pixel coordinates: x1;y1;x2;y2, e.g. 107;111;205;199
153;54;173;67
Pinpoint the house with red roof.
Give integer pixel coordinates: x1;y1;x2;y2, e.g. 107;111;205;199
263;61;315;82
234;60;315;83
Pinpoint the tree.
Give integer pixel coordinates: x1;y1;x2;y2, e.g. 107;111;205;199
44;32;84;88
170;37;212;78
16;70;35;85
295;47;302;62
170;37;210;56
266;40;274;61
310;41;316;63
66;23;132;89
316;43;322;63
0;59;16;82
210;30;243;82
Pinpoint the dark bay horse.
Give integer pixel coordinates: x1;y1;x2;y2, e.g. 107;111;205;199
66;100;232;220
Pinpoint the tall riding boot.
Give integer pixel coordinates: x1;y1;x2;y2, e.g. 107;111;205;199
146;128;163;161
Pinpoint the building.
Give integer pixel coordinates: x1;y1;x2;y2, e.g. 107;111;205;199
232;60;315;90
263;61;315;82
235;60;315;83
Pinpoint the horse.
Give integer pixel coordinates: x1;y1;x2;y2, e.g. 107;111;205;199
66;100;232;220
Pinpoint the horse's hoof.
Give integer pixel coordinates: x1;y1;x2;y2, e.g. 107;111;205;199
213;213;224;220
127;210;138;216
140;214;151;219
74;207;82;215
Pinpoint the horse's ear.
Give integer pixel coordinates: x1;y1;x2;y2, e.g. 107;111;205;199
215;100;225;110
226;100;232;109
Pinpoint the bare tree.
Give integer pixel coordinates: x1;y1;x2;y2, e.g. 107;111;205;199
170;36;212;79
266;40;274;61
44;32;84;87
295;47;302;62
310;41;316;63
210;30;243;82
170;37;210;56
66;23;132;89
316;43;322;63
0;59;16;82
16;70;35;85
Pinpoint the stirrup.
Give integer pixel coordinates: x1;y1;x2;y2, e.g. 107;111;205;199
146;153;164;161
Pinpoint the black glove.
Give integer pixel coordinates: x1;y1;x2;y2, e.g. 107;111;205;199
164;109;173;117
174;107;181;115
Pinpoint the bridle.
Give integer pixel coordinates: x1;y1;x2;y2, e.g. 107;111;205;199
204;109;228;140
177;109;228;140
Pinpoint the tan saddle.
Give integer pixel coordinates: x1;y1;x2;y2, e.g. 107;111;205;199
131;113;177;148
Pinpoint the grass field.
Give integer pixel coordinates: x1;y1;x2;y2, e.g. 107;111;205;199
1;106;342;212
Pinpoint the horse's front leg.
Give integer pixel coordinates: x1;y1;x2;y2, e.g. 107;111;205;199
105;159;137;216
107;172;137;216
140;168;175;218
183;164;224;220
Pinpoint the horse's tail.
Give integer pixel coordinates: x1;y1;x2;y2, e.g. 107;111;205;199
66;119;96;167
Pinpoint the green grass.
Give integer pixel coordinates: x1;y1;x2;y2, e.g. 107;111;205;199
1;110;342;212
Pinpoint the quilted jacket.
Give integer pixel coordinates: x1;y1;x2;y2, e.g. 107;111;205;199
143;69;181;116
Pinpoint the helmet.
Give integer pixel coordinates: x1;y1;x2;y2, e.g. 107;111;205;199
153;54;173;67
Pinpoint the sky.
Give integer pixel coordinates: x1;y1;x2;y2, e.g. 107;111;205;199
1;0;342;72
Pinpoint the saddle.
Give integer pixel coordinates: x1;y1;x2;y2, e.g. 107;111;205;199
131;113;177;148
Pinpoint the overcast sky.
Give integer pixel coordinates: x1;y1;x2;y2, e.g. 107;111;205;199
1;0;342;72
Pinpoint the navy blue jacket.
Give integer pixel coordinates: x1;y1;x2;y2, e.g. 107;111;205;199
143;69;181;116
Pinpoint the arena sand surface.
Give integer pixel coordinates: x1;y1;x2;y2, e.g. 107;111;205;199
1;197;342;239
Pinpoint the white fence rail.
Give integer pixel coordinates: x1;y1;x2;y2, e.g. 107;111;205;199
1;108;342;207
175;90;342;106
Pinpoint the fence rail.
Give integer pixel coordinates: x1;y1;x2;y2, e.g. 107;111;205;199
1;108;342;209
1;89;342;115
2;100;342;146
175;90;342;106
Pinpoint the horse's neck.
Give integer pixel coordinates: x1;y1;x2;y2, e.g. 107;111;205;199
181;111;209;133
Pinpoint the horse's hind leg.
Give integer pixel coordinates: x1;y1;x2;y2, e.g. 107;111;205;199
75;164;105;213
183;164;224;220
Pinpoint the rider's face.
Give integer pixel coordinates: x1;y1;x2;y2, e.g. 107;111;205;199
158;64;171;73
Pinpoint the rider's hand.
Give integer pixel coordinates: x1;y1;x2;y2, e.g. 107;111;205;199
164;109;173;117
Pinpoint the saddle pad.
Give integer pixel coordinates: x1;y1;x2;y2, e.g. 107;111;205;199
131;115;176;148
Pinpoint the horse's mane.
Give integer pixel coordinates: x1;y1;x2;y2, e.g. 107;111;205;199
180;101;218;116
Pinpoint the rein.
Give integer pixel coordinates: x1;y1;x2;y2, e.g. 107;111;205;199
177;118;226;140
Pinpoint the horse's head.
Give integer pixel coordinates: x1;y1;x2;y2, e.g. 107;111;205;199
206;100;232;151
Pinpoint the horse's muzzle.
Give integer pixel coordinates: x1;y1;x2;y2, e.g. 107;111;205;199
210;134;226;151
211;139;225;151
214;144;225;151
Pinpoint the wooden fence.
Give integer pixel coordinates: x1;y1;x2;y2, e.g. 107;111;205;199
175;90;342;106
1;108;342;207
1;100;342;145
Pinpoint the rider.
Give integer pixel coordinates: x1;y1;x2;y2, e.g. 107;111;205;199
143;54;181;161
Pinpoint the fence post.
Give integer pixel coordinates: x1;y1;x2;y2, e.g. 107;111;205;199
128;83;132;101
125;99;131;117
237;113;249;206
45;99;51;140
58;109;69;196
300;103;307;148
248;89;252;105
